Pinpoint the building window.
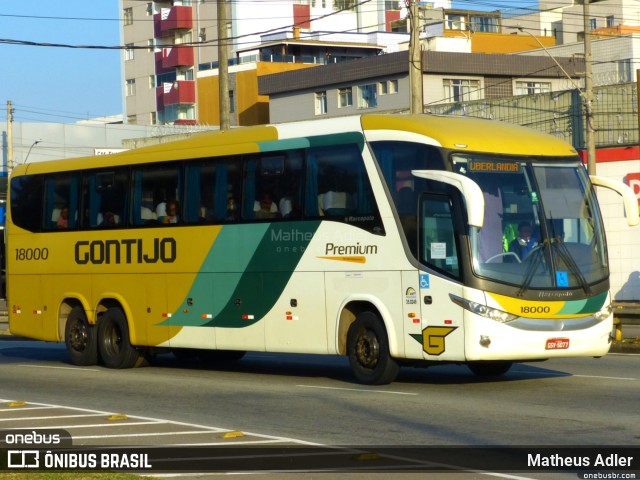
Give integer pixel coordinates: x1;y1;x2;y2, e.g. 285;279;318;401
315;91;327;115
446;14;465;31
357;84;377;109
606;15;615;27
385;0;400;9
334;0;356;10
150;112;157;125
589;18;597;31
470;15;498;33
389;79;398;94
338;87;353;108
618;59;632;82
443;79;480;102
123;8;133;26
515;81;551;96
126;79;136;97
379;81;388;95
229;90;235;113
146;3;153;15
125;44;135;61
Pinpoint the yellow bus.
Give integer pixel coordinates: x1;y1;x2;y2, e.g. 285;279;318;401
7;114;638;384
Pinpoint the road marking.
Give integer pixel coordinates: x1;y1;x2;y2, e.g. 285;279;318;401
14;364;101;372
0;398;555;478
0;398;321;446
511;369;636;381
0;413;106;422
297;384;417;395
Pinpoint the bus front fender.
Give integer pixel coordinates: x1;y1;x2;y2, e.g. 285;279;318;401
334;294;402;359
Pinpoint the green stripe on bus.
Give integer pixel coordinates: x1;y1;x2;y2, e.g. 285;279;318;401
168;221;321;328
556;291;607;315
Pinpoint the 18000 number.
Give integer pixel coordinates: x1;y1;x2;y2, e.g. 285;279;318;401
15;248;49;261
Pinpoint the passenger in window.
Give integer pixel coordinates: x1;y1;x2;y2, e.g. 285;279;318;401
162;200;179;224
155;201;167;220
254;192;278;219
227;197;238;221
56;206;69;229
100;211;118;227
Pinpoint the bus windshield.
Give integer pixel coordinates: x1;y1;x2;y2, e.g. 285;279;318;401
452;155;608;290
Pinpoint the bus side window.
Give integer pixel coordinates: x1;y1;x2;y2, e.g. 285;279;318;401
10;175;44;233
131;164;181;226
43;173;80;231
242;152;302;222
306;144;382;233
82;169;129;228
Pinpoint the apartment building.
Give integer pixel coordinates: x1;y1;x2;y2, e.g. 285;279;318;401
120;0;424;126
259;50;583;123
502;0;640;45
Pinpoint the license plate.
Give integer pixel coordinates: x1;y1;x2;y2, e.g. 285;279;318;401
546;338;570;350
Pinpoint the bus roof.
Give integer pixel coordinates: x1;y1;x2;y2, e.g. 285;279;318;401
14;114;577;176
361;114;578;157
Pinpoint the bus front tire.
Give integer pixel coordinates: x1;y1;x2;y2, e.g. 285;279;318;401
347;311;399;385
467;361;513;377
65;306;98;366
98;307;143;369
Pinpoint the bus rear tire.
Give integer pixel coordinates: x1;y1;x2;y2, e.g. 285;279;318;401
347;311;399;385
98;307;143;369
65;306;98;366
467;361;513;377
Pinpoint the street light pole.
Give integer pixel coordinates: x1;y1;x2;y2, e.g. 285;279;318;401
217;0;230;131
24;140;41;164
583;0;596;174
408;0;423;114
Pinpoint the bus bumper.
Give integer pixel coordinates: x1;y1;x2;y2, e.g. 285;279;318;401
464;315;613;361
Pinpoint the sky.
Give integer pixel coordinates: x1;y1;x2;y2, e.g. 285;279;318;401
0;1;122;124
0;0;537;125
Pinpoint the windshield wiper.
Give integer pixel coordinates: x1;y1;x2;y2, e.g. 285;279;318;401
550;236;592;296
516;240;547;297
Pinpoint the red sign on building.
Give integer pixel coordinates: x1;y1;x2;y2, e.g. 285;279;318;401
626;172;640;206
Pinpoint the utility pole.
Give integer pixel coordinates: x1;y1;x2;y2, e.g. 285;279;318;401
408;0;423;114
583;0;596;174
6;101;14;175
636;69;640;146
217;0;230;130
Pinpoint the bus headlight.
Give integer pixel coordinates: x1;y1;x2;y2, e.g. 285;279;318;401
450;295;518;323
593;303;612;321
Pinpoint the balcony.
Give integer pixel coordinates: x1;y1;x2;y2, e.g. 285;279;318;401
154;52;174;76
157;6;192;36
158;81;196;108
162;46;194;68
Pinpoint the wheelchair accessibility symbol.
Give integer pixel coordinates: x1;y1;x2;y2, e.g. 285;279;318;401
420;274;430;289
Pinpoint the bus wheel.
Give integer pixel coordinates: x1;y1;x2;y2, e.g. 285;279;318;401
98;307;143;369
65;306;98;366
467;361;513;377
347;311;399;385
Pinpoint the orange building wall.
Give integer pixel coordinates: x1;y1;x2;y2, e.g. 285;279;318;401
445;31;556;53
197;62;317;127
